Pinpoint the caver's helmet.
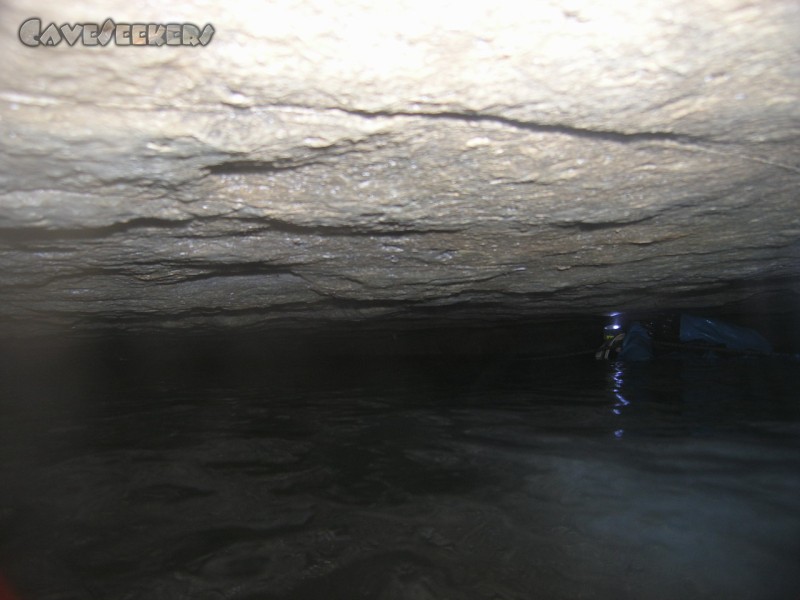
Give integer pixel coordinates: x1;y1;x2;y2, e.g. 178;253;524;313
596;325;626;360
603;323;621;342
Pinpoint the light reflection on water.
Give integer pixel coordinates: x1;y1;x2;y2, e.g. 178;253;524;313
609;362;629;439
1;355;799;599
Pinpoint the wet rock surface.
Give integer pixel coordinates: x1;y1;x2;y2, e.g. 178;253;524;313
1;0;799;333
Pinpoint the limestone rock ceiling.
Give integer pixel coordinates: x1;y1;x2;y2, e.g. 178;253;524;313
0;0;799;333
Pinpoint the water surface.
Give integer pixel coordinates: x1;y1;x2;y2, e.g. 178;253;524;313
1;355;798;599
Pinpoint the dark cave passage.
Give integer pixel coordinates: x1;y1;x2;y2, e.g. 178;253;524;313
2;0;800;598
1;314;799;600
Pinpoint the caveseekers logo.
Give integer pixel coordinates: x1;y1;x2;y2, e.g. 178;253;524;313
19;17;215;47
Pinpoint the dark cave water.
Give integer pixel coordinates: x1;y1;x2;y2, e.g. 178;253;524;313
1;353;799;600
